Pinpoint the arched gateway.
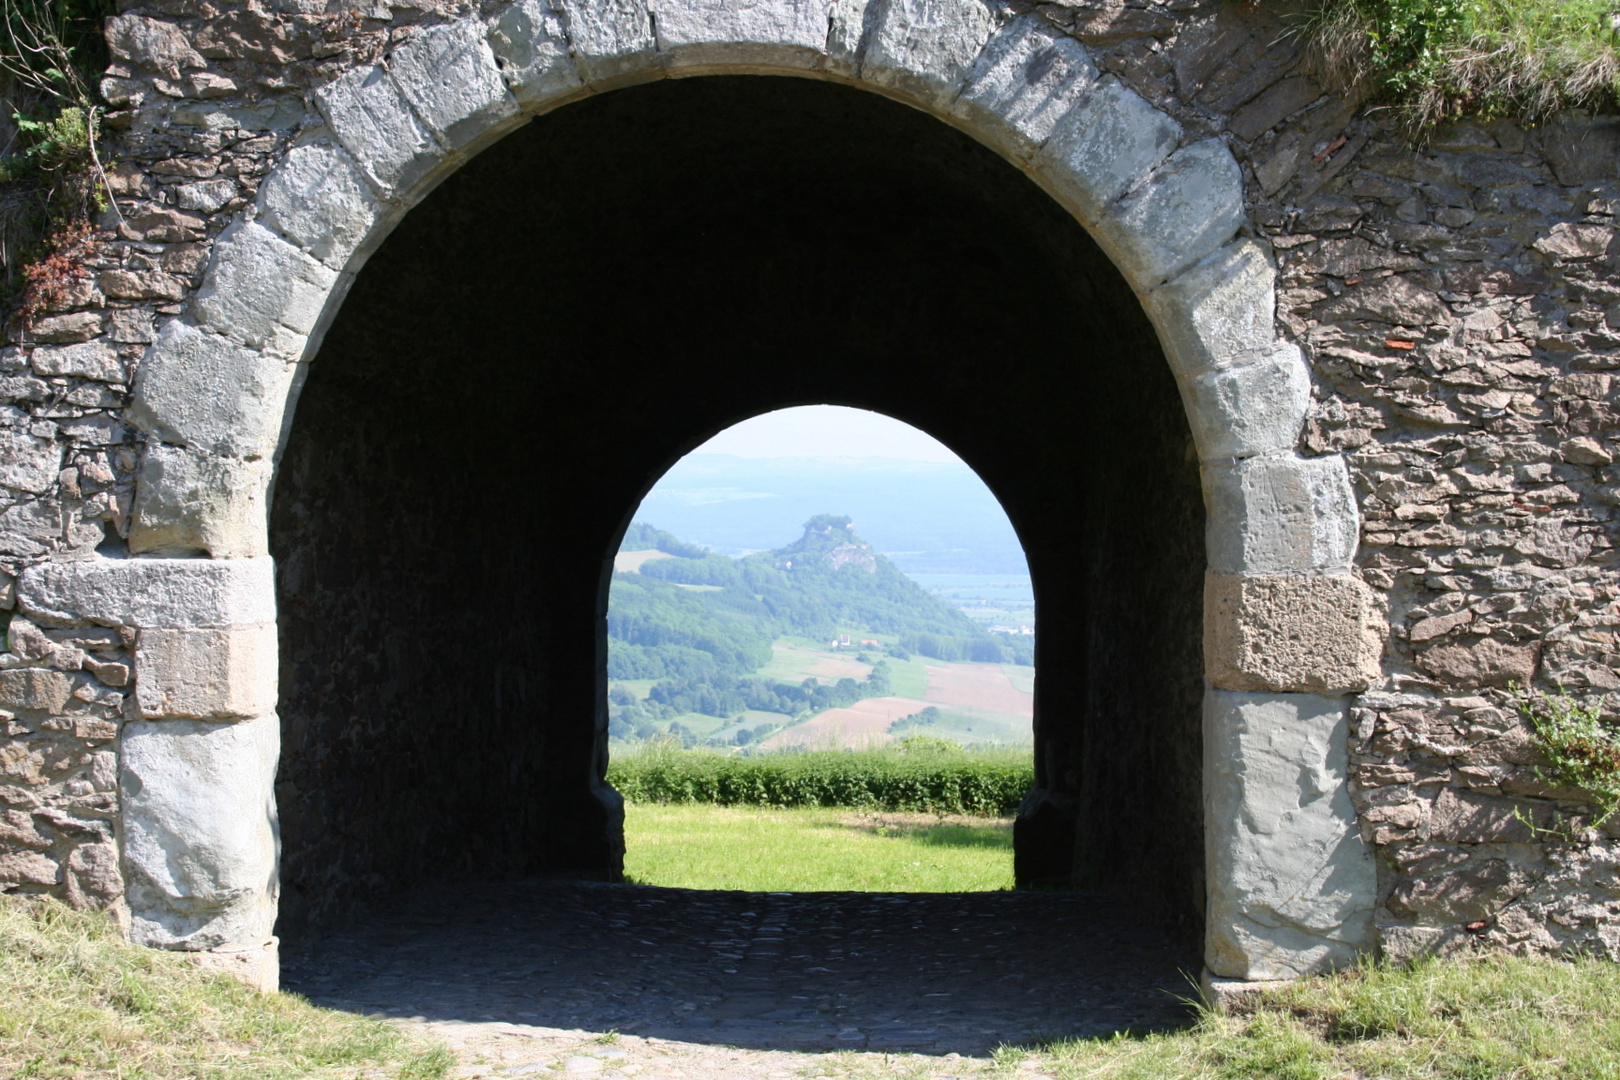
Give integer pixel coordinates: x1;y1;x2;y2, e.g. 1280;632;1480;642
11;0;1383;991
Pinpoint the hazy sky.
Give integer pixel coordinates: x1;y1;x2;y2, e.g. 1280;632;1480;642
691;406;963;463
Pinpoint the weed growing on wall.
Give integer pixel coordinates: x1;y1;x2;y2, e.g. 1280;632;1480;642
1305;0;1620;128
608;741;1032;815
1514;683;1620;834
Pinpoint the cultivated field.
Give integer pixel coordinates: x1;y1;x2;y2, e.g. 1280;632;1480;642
757;642;874;683
925;663;1033;717
758;696;933;750
613;548;674;573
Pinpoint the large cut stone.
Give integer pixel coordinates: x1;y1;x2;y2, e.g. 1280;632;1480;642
1205;572;1383;694
314;64;444;197
487;0;586;110
1204;690;1377;980
862;0;995;109
135;624;278;720
555;0;658;86
1032;77;1179;225
826;0;880;77
1145;239;1278;379
129;321;297;459
0;428;61;495
387;20;520;150
256;142;382;270
130;442;270;558
1183;342;1310;461
1108;138;1246;286
18;556;275;629
1204;454;1360;574
652;0;834;72
953;16;1097;160
190;222;338;358
121;713;279;950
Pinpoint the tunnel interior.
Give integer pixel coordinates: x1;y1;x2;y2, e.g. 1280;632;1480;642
269;75;1207;946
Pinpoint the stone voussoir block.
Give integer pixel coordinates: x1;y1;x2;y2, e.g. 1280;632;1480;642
135;624;277;720
555;0;660;88
952;15;1097;161
386;19;521;151
1144;239;1278;380
487;0;587;110
651;0;834;73
1204;453;1360;575
256;142;383;271
1204;689;1378;980
190;221;338;358
18;556;276;630
129;442;271;559
313;63;445;197
1205;571;1383;695
1183;342;1310;461
1106;137;1246;287
1031;76;1179;228
825;0;880;78
129;320;297;459
120;713;280;951
860;0;996;110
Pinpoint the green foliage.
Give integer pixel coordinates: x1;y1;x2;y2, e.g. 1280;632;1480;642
608;744;1032;815
1307;0;1620;127
1514;683;1620;831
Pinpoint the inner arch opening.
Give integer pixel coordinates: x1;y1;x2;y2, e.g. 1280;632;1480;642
270;74;1205;950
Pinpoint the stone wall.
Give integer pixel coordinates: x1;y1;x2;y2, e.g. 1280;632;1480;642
0;0;1616;978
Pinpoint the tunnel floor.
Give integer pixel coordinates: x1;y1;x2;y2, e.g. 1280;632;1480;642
280;882;1195;1061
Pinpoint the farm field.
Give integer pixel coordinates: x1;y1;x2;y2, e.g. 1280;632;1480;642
925;663;1033;718
613;548;674;573
1001;662;1035;695
757;642;873;683
758;696;933;750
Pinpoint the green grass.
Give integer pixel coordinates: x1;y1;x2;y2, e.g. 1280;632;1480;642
1025;952;1620;1080
0;896;452;1080
608;743;1032;814
882;653;931;699
623;803;1014;891
1001;663;1036;695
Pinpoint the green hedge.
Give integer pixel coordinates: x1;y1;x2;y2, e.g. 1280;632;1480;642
608;746;1032;816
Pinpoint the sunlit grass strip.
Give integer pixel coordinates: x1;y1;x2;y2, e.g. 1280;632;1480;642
0;896;451;1080
608;744;1032;815
1029;952;1620;1080
1308;0;1620;128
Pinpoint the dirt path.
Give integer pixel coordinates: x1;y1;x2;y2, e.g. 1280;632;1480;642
283;883;1194;1078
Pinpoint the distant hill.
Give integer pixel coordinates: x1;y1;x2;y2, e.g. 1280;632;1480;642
608;517;1031;744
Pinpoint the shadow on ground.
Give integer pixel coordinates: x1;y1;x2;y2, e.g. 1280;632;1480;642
281;882;1196;1055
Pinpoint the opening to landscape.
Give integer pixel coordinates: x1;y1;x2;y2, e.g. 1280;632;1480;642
608;405;1035;891
268;74;1207;957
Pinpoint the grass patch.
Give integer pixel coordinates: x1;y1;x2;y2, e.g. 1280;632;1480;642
1026;952;1620;1079
607;742;1032;815
1307;0;1620;128
0;895;452;1080
623;804;1014;891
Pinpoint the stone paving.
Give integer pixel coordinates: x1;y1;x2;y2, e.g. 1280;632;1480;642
281;881;1195;1076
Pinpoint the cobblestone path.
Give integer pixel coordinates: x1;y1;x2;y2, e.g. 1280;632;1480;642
283;881;1195;1075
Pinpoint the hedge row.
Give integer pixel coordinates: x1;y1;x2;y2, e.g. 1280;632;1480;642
607;747;1032;816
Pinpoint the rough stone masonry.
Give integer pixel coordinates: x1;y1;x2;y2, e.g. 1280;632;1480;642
0;0;1617;994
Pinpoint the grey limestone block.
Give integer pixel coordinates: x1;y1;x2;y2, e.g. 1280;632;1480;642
861;0;995;109
1032;77;1179;226
825;0;880;78
953;16;1097;161
121;713;280;951
1108;137;1246;286
1204;690;1377;980
488;0;587;110
135;624;279;720
129;321;298;459
129;442;271;559
256;142;382;270
555;0;659;87
0;427;62;496
652;0;834;72
17;556;276;630
387;20;521;151
1204;453;1360;575
30;340;126;383
191;222;338;358
1183;342;1311;461
1204;572;1383;695
1144;239;1278;379
313;64;445;197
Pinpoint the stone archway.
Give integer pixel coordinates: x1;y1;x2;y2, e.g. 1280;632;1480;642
13;0;1381;991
